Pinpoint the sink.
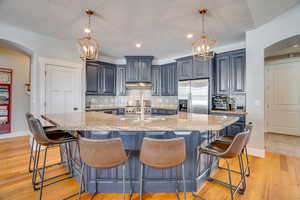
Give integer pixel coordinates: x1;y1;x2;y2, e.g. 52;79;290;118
119;116;166;121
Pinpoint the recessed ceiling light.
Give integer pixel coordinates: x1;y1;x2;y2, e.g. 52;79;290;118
293;44;299;48
136;43;142;48
187;33;193;39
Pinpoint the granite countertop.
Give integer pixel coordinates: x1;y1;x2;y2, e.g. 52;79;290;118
42;112;239;132
86;105;178;111
210;109;248;115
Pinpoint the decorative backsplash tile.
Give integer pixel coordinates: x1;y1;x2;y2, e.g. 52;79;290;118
86;88;178;108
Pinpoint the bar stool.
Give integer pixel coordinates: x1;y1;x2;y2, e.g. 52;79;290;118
25;112;61;173
215;122;253;176
77;136;131;200
198;127;250;200
28;117;78;200
139;137;187;200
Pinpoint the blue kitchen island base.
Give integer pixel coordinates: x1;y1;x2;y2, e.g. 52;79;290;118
61;130;217;194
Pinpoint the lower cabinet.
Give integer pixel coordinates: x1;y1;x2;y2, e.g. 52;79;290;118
86;108;125;115
151;109;177;115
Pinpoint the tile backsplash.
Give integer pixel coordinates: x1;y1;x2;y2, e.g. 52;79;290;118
86;88;178;107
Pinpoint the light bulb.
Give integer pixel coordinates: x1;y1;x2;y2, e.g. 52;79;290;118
84;28;91;34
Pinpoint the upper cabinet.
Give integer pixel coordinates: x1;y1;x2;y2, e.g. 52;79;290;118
116;65;127;96
215;55;230;95
86;62;99;95
125;56;153;82
151;65;161;96
99;63;116;96
214;49;246;95
86;61;116;96
161;63;177;96
177;58;193;80
230;52;246;94
193;59;210;78
177;56;211;80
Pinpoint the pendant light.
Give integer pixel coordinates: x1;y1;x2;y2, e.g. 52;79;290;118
77;9;100;61
192;8;217;61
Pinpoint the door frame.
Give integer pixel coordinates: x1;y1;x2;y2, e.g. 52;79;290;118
39;57;84;115
264;56;300;133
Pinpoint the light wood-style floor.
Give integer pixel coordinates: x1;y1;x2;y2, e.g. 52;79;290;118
1;136;300;200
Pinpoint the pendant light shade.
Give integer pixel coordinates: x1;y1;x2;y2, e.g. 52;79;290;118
192;8;217;61
77;9;100;61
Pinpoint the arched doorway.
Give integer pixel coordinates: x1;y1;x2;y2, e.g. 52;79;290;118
0;39;33;138
264;35;300;157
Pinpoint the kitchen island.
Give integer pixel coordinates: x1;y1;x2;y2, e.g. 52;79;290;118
42;112;239;194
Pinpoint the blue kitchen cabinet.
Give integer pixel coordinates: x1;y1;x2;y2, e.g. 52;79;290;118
214;49;246;95
151;65;161;96
161;63;177;96
116;65;127;96
125;56;153;82
86;61;116;96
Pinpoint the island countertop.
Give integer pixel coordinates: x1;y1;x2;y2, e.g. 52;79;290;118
42;112;239;131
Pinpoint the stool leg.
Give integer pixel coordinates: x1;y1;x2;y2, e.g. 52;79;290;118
39;146;48;200
32;144;41;190
238;154;246;193
175;166;180;200
182;163;187;200
122;164;126;200
225;159;234;200
77;163;85;200
29;137;35;173
139;163;144;200
244;147;250;176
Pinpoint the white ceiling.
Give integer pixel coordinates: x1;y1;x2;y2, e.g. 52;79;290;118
0;0;299;59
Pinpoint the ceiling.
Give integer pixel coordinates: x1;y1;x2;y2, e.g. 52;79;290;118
0;0;299;59
265;35;300;57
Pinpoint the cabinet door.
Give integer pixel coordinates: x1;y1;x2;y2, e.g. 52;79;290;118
177;59;193;80
151;66;161;96
168;63;177;96
215;55;230;95
139;59;152;82
161;66;169;96
100;64;115;96
230;52;246;94
193;60;209;78
116;66;126;96
126;60;139;82
86;62;99;95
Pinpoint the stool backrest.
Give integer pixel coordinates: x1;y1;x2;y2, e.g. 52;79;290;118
140;137;186;169
219;128;250;158
25;112;34;133
79;136;127;169
29;117;53;146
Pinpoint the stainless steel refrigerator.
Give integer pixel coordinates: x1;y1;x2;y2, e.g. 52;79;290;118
178;79;209;114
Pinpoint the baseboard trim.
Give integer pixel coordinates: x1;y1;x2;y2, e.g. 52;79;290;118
0;130;30;139
247;147;265;158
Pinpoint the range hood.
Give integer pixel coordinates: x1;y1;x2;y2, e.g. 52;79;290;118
126;82;152;89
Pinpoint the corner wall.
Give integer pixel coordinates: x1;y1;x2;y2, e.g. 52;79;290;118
245;3;300;157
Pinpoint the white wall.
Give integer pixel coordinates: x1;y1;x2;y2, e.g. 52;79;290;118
0;23;83;118
245;3;300;157
0;48;30;138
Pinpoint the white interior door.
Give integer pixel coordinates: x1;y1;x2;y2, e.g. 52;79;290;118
45;64;81;114
266;60;300;136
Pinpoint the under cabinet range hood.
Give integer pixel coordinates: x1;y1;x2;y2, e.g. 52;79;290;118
125;82;152;89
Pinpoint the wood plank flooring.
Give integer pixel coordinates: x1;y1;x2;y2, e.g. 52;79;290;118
1;136;300;200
